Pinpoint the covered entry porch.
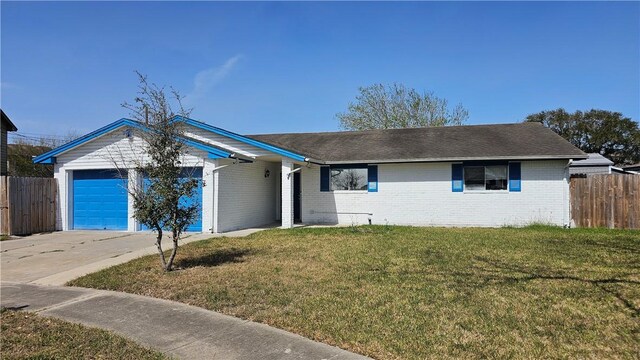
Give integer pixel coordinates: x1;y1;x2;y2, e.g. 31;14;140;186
208;157;307;233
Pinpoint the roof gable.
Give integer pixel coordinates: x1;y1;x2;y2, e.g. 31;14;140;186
33;119;232;164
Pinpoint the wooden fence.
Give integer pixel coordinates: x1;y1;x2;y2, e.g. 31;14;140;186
0;176;57;236
570;174;640;229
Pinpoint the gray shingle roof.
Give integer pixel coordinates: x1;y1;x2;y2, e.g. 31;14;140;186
248;123;587;164
570;153;614;167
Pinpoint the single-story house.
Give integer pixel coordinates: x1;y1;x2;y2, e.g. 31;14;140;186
569;153;638;176
33;117;587;232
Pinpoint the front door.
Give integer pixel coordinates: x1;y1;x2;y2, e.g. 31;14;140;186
293;172;301;223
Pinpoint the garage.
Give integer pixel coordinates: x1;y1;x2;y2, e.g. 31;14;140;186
73;169;128;230
33;117;301;233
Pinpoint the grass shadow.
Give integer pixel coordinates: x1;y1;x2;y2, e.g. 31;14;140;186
472;256;640;317
177;248;253;269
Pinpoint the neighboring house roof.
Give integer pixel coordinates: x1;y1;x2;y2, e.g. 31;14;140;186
249;122;587;164
1;110;18;132
569;154;639;175
570;153;614;167
623;163;640;171
611;167;638;175
33;118;234;164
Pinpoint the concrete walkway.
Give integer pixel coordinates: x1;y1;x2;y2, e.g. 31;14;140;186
0;226;271;285
1;282;369;360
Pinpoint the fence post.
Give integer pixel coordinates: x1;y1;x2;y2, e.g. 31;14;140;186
0;176;7;235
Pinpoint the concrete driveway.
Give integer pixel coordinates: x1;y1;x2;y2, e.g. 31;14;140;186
0;231;213;284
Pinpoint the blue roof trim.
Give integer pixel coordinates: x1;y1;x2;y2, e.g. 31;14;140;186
173;116;307;162
39;156;56;164
33;118;232;164
34;118;131;164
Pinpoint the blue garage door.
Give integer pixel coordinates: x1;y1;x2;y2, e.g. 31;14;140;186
142;167;203;232
73;169;128;230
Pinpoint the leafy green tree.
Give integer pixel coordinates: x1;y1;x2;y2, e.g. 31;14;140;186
8;143;53;177
10;132;79;177
337;83;468;130
122;73;200;271
524;108;640;165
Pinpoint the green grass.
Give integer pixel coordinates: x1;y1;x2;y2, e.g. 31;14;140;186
0;308;167;359
0;234;10;241
69;226;640;359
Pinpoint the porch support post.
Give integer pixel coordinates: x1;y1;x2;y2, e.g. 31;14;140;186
281;159;294;228
202;159;216;233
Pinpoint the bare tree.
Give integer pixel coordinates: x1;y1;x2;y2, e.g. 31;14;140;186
120;72;200;271
337;83;468;131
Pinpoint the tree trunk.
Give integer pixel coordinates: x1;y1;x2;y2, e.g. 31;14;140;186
165;229;179;271
154;226;167;269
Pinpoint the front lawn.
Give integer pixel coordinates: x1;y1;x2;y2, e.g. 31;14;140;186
0;308;166;359
69;226;640;359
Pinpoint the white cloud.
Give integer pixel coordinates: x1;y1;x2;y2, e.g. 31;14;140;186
186;54;243;103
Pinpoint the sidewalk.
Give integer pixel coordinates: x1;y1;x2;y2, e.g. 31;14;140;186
0;282;370;360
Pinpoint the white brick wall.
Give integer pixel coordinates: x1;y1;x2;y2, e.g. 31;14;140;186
301;160;570;227
216;160;280;232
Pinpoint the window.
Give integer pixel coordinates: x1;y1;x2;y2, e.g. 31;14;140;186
330;167;368;191
464;165;507;191
321;165;377;192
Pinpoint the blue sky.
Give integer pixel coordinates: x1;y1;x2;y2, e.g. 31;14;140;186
1;1;638;140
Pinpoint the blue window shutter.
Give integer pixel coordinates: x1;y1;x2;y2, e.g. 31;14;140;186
320;166;330;192
509;162;521;192
367;165;378;192
452;164;464;192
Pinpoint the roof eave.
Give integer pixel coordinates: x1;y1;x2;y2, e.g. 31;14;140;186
318;154;588;165
1;110;18;132
175;116;308;162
